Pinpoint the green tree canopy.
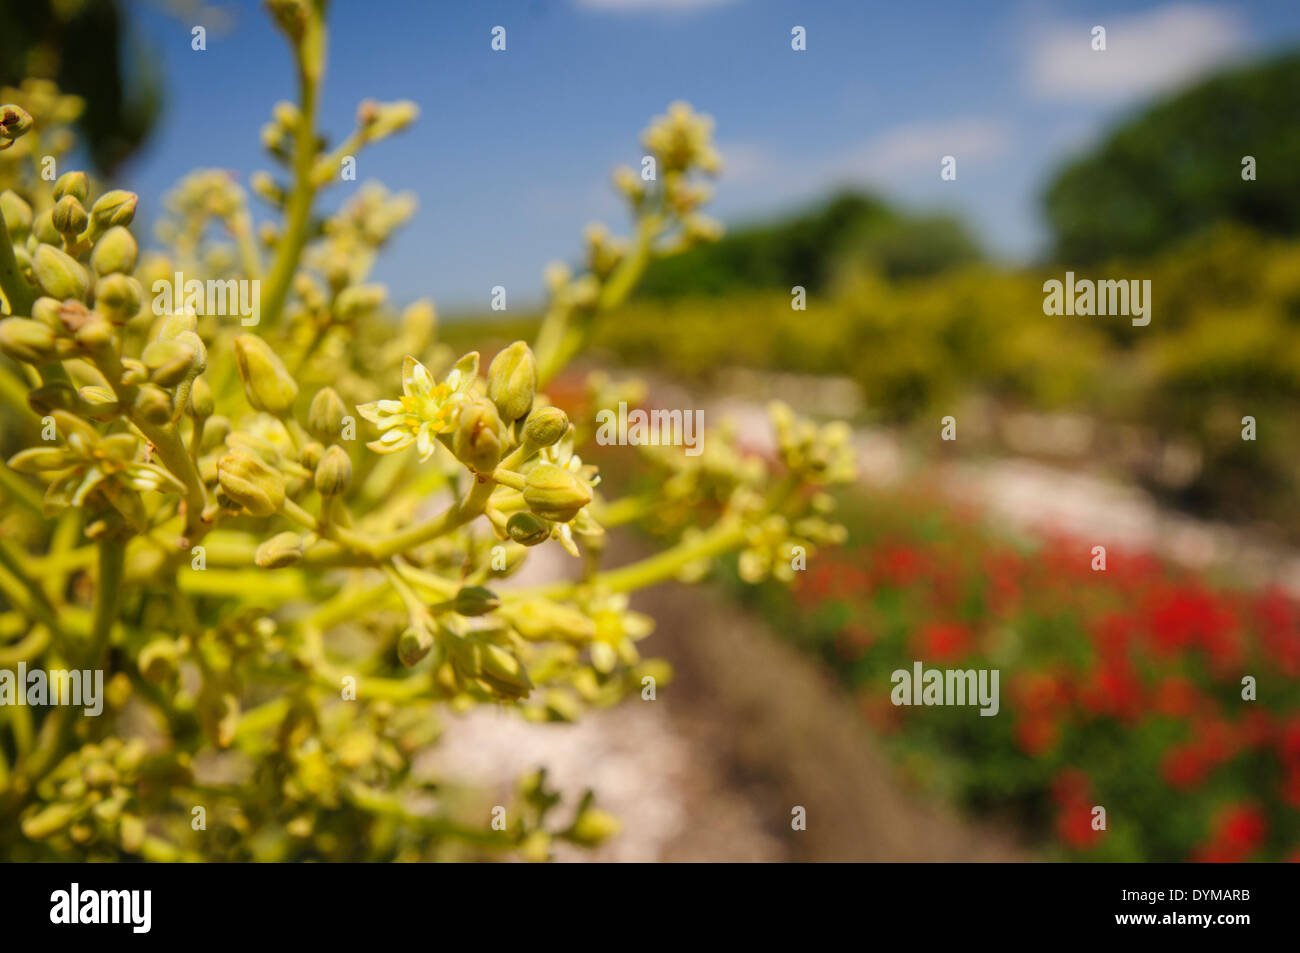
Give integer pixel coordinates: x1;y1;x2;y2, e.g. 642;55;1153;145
635;191;981;299
1043;50;1300;263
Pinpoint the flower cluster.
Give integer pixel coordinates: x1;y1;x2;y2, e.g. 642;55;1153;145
0;2;852;861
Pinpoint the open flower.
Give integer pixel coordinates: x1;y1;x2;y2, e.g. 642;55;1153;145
357;352;478;460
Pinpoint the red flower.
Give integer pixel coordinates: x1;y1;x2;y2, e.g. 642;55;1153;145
1193;804;1267;862
1015;717;1060;757
913;622;974;662
1162;744;1210;789
1079;658;1143;720
1152;676;1201;718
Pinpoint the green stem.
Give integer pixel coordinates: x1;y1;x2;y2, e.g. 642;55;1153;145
0;214;35;316
259;14;326;330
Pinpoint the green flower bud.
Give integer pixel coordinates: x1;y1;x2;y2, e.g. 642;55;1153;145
397;624;434;667
451;585;500;617
90;226;138;275
218;448;285;517
31;209;59;245
20;802;79;841
142;338;201;387
138;639;181;683
523;406;569;449
51;195;88;236
452;397;502;473
201;415;231;453
506;511;550;546
255;532;305;568
486;340;536;423
299;440;324;470
94;273;143;324
314;445;352;496
233;334;298;415
0;104;33;142
78;385;121;420
31;244;89;301
73;315;116;353
89;190;138;231
306;387;346;442
568;807;621;847
0;317;56;363
523;463;591;523
477;641;533;699
188;375;214;418
0;190;32;238
133;384;173;425
53;171;89;204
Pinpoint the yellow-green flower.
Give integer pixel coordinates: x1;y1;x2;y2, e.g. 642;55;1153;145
357;352;478;461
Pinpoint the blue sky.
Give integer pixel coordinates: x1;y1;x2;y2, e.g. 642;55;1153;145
119;0;1300;312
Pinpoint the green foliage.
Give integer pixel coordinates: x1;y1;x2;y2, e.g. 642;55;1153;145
635;191;982;299
1043;50;1300;263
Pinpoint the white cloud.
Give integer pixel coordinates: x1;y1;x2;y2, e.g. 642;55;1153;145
705;117;1012;217
830;118;1011;182
1026;3;1248;102
574;0;736;11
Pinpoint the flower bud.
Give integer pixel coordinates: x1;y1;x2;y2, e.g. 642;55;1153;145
452;397;502;473
306;387;346;442
314;445;352;496
93;273;143;324
233;334;298;415
523;463;591;523
397;624;434;667
50;195;88;236
133;384;173;425
506;512;550;546
451;586;500;617
142;338;201;387
218;448;286;517
568;807;621;847
299;440;324;470
523;406;569;449
0;318;56;364
255;532;305;568
31;209;59;245
53;171;89;203
89;190;138;231
90;226;138;275
0;190;32;238
188;375;214;418
486;340;536;423
30;297;60;330
31;244;89;301
73;314;116;352
477;642;533;699
0;104;33;142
